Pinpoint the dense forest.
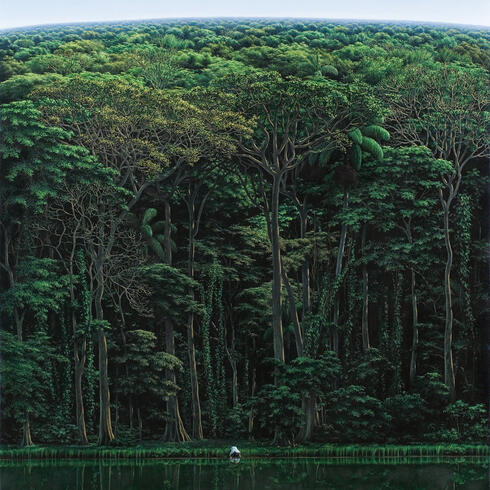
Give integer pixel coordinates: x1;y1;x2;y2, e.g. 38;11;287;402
0;18;488;448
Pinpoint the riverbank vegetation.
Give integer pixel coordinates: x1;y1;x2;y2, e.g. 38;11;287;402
1;443;488;460
0;19;488;447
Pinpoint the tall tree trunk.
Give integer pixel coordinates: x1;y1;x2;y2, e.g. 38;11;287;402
282;267;303;357
71;256;89;445
226;311;239;407
186;199;203;440
248;338;257;440
95;282;114;445
187;309;203;439
74;330;88;445
361;224;370;352
164;317;190;442
332;190;349;354
270;175;285;365
162;198;190;442
409;268;419;386
12;265;31;446
441;199;456;400
137;408;143;442
299;206;311;316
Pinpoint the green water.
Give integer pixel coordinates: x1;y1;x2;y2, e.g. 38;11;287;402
0;458;488;489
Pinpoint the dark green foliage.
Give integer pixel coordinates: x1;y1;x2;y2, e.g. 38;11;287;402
0;19;487;448
249;384;303;443
384;394;427;441
0;331;56;439
442;401;486;441
114;329;182;404
323;386;390;442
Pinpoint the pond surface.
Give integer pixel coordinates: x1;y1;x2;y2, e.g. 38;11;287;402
0;457;488;489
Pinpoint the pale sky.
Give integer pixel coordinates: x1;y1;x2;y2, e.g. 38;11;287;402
1;0;489;30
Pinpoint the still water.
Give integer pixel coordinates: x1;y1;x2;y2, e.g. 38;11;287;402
0;457;488;489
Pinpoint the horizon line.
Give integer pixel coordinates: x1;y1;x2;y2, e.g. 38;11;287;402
1;16;489;33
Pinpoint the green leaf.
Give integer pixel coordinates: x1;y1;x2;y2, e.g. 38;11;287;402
348;128;363;145
362;125;390;142
361;137;383;160
142;208;157;226
350;144;362;170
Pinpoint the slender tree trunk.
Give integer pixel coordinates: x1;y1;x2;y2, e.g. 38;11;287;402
137;408;142;442
409;268;419;386
248;338;256;440
129;398;133;430
71;256;89;445
361;224;370;351
441;199;456;400
333;190;349;354
299;207;311;316
302;396;316;441
187;308;203;439
282;267;303;357
270;175;285;364
186;200;203;440
231;360;238;407
226;313;239;407
162;198;190;442
74;330;88;445
13;278;32;445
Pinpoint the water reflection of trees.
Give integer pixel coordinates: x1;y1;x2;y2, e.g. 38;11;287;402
0;459;487;489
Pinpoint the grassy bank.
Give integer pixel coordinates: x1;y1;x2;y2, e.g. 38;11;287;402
0;442;488;460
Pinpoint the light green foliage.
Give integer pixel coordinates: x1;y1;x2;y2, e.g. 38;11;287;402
0;100;97;216
0;73;64;103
